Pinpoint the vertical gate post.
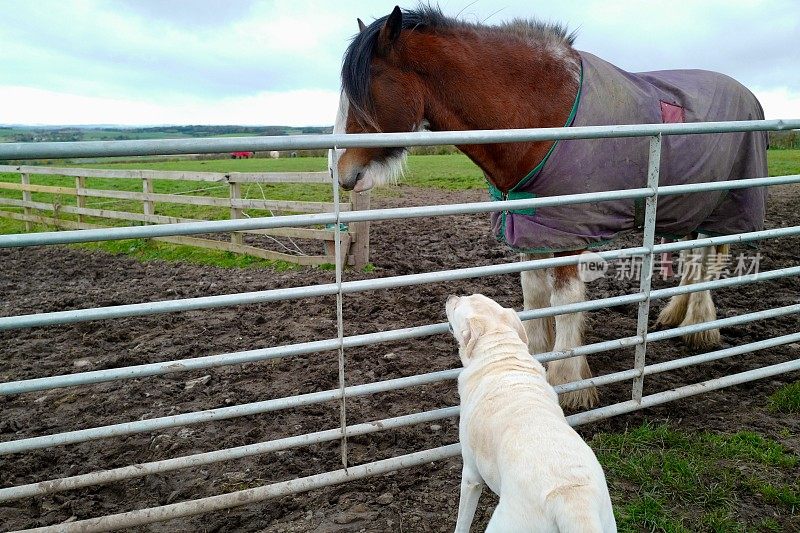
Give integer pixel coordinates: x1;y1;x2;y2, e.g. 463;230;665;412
75;176;86;223
632;134;662;402
20;172;32;231
330;149;349;470
229;179;244;246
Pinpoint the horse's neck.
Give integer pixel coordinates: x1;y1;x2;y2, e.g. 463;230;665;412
412;34;579;191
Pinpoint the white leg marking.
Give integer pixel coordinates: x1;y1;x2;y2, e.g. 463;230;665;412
520;253;554;355
657;238;697;328
680;242;723;349
547;271;598;409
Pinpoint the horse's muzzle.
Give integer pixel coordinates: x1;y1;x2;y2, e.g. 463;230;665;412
339;169;362;191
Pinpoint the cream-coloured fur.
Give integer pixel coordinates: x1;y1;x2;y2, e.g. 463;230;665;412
447;294;616;533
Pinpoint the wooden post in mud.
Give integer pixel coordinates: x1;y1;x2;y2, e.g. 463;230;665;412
229;179;244;245
20;173;32;231
350;190;370;269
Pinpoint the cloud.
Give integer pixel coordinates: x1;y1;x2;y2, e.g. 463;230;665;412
753;87;800;120
0;0;797;125
0;86;341;126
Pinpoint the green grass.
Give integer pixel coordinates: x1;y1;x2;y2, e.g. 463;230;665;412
767;149;800;176
768;381;800;414
591;423;799;532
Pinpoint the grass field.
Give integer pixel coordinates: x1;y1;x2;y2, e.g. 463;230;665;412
1;150;797;268
0;153;487;268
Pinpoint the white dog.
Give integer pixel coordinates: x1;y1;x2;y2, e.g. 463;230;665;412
446;294;616;532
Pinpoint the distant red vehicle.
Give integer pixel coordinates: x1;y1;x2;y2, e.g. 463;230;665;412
230;151;254;159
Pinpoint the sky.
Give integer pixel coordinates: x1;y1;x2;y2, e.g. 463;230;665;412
0;0;797;126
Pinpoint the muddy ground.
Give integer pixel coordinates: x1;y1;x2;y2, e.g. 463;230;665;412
1;185;799;532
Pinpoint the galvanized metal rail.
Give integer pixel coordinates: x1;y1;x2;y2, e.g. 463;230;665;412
1;119;798;532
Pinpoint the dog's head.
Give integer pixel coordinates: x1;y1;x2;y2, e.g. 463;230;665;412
445;294;528;366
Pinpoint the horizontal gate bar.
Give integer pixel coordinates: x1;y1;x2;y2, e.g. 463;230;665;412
647;304;800;342
3;267;797;396
1;119;797;160
1;174;799;250
567;358;800;426
0;369;460;455
0;406;459;502
5;302;795;454
558;330;800;393
14;355;799;533
13;444;463;533
6;331;795;504
0;247;650;331
3;224;799;332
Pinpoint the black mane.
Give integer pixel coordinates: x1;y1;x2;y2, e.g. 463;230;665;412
341;4;576;125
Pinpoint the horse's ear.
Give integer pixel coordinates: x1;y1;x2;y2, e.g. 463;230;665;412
357;18;366;33
377;6;402;54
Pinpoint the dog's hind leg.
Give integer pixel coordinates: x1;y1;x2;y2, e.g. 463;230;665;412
547;260;599;410
484;500;516;533
520;253;555;355
454;466;483;533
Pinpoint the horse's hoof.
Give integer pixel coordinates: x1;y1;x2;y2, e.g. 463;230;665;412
682;328;721;350
656;297;689;329
558;387;599;410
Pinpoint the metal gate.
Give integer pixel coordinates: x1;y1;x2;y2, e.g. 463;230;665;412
1;119;799;532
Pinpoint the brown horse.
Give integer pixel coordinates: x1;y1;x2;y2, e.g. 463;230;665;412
336;6;768;409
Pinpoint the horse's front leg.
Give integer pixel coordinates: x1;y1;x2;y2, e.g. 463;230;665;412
547;256;599;409
520;253;555;355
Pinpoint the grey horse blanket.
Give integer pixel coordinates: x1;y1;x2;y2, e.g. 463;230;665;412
491;51;768;252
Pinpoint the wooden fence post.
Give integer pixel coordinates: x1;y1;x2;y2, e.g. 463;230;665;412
20;173;32;231
75;176;86;223
142;176;154;218
229;180;243;245
350;190;370;269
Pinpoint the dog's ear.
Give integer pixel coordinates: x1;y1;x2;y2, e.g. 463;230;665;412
460;317;484;363
505;309;529;345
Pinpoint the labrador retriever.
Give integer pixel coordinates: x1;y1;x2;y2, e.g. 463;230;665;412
446;294;616;532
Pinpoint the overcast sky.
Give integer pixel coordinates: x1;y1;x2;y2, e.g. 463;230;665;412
1;0;797;126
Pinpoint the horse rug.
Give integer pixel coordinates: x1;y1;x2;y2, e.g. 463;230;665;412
490;51;768;253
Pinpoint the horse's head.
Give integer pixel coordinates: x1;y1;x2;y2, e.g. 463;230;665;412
336;6;425;192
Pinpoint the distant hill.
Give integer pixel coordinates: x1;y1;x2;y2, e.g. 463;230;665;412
0;125;333;143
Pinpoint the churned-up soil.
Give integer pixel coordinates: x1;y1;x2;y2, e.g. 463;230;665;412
1;185;798;532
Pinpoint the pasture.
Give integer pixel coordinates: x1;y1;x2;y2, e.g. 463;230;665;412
1;151;799;531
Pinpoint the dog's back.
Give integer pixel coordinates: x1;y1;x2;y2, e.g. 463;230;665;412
461;362;616;532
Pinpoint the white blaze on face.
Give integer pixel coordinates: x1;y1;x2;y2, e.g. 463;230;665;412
333;89;407;192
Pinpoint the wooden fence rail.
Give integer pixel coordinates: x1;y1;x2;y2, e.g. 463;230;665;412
0;165;370;268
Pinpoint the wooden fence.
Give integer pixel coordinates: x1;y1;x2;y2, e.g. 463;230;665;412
0;165;370;268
